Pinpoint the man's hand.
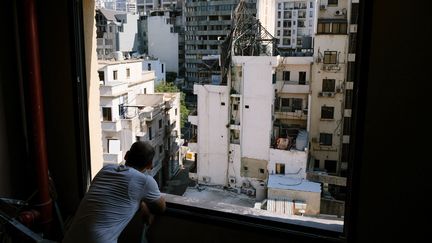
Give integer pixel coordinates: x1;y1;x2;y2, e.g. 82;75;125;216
140;201;154;225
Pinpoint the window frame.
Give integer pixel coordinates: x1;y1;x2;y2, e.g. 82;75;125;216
323;51;338;64
71;0;373;241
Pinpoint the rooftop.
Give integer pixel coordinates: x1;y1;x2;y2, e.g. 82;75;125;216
183;185;255;208
166;193;343;232
267;175;321;193
98;58;145;67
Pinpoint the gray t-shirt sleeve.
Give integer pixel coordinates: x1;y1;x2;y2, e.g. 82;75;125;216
141;176;161;203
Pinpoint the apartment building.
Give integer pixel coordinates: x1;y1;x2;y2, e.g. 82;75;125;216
187;2;321;215
309;0;351;177
98;59;182;185
96;8;139;60
259;0;316;54
183;0;257;91
138;9;182;74
137;0;179;13
97;0;138;13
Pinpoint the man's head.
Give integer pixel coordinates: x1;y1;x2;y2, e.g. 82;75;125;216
124;141;155;171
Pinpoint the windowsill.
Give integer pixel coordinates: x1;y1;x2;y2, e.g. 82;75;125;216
163;193;344;233
320;118;335;121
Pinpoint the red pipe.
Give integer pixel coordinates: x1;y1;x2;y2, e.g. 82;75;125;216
23;0;53;234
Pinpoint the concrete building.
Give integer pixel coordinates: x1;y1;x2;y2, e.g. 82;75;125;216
137;0;179;13
96;9;140;60
186;1;321;216
259;0;316;53
138;10;180;74
138;8;184;76
142;58;166;85
188;55;321;215
183;0;257;91
97;0;138;13
98;59;182;185
309;0;350;177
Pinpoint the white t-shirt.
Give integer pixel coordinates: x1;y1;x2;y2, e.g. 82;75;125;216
62;164;161;243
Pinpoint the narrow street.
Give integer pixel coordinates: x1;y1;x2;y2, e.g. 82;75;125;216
162;159;195;196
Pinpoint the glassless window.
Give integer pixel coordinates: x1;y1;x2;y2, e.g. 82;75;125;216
113;70;118;80
324;51;338;64
299;72;306;84
102;107;112;121
283;71;290;81
320;133;333;146
321;106;335;119
317;22;331;33
322;79;336;92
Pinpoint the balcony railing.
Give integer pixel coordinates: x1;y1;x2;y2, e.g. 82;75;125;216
100;83;129;96
101;120;122;132
278;81;310;94
274;110;307;120
103;152;123;165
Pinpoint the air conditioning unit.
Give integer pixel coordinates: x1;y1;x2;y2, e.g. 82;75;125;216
334;10;344;16
319;4;327;10
318;92;324;97
246;188;256;196
242;180;251;188
336;87;342;93
228;176;236;187
203;176;211;183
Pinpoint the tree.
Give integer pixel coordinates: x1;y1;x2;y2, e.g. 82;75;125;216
155;83;190;128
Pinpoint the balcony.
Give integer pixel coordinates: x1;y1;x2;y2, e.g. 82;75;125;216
188;115;198;126
103;152;123;165
101;120;122;132
100;82;129;96
277;80;310;94
274;109;307;120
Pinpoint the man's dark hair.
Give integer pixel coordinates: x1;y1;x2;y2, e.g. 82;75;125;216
124;141;155;169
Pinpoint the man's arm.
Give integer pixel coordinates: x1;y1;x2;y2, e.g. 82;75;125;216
145;195;166;215
139;196;165;225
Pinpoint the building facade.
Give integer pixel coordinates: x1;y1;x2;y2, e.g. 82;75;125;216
183;0;257;91
98;59;182;185
259;0;316;53
96;9;140;60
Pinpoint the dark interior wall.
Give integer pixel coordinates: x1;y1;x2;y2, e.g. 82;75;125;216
36;0;82;216
0;0;33;200
0;0;83;217
351;0;429;242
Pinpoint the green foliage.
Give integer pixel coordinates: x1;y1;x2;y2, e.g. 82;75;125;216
155;83;190;128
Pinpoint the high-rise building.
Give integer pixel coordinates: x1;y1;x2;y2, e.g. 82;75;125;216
137;0;179;13
183;0;257;91
97;0;138;13
259;0;316;54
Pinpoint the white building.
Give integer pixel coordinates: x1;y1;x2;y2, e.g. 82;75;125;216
96;9;139;60
309;0;349;175
147;10;179;74
188;55;321;215
98;59;182;185
259;0;316;52
97;0;138;13
142;58;166;85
